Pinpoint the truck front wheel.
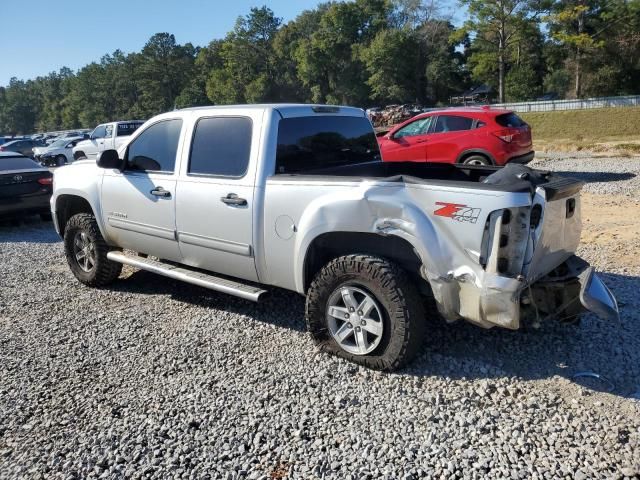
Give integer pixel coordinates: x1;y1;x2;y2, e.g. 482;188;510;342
63;213;122;287
306;255;425;371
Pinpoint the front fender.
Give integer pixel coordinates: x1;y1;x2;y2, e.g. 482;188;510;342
51;164;109;241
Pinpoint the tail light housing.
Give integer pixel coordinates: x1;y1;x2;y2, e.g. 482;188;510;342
481;207;531;277
37;177;53;185
492;128;519;143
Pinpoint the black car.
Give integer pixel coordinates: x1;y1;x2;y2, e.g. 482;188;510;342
0;139;45;158
0;152;53;221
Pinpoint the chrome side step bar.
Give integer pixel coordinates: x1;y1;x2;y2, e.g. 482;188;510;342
106;251;268;302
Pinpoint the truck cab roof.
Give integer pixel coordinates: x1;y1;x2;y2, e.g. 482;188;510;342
179;104;366;119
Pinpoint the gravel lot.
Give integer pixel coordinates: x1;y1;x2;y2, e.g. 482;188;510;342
531;154;640;196
1;155;639;479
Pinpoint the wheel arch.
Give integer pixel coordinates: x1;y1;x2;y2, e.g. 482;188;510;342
301;231;428;294
456;148;496;165
55;194;100;238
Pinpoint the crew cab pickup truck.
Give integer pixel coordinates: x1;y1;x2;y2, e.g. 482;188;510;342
72;120;143;161
51;105;618;371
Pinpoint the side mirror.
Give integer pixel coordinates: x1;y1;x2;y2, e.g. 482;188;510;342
97;149;123;170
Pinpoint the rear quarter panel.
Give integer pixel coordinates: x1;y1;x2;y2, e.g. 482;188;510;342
261;177;532;294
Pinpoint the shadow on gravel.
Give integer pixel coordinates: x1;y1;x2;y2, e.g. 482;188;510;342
0;218;59;243
554;171;636;183
108;269;307;332
108;268;639;398
406;272;640;399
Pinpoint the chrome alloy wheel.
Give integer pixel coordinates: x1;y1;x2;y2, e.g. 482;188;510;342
326;286;384;355
73;231;96;272
465;158;486;165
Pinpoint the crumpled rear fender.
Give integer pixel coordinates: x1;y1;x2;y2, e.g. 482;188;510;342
293;181;533;329
293;183;479;295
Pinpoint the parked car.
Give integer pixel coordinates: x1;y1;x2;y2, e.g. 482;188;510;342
0;138;45;158
33;136;85;166
51;104;616;371
73;121;144;161
377;107;534;166
0;152;53;221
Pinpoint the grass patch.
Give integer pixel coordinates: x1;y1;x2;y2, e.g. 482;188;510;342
521;106;640;143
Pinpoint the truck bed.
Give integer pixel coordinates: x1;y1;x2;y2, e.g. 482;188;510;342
274;161;574;194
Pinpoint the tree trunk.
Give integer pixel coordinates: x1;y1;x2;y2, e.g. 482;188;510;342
498;40;505;103
575;47;582;99
575;7;584;98
498;14;506;103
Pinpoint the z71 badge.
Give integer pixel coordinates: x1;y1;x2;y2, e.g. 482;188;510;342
434;202;481;223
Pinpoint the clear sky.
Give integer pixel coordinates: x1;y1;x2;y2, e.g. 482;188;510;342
0;0;463;87
0;0;325;86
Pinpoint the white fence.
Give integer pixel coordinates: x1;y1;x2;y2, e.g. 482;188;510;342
490;94;640;113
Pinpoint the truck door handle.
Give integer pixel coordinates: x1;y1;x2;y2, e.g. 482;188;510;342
221;193;247;206
416;139;428;143
150;187;171;198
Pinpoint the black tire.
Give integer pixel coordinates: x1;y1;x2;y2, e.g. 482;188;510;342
56;155;66;166
306;254;425;371
462;154;492;166
74;151;87;161
40;212;52;222
63;213;122;287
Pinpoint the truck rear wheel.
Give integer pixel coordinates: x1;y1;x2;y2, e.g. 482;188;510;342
306;255;425;371
63;213;122;287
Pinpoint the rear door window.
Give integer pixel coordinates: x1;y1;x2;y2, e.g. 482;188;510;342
188;117;252;177
126;119;183;173
276;116;380;174
105;124;114;138
117;122;142;137
433;115;474;133
496;113;526;128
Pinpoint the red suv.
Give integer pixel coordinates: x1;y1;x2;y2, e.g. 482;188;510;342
377;107;534;166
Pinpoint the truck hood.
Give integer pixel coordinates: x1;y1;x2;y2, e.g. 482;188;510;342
72;139;92;152
53;159;100;182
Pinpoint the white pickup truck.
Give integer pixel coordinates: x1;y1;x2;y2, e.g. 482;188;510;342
51;104;618;371
72;120;144;161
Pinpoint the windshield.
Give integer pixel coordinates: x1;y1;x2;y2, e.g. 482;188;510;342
49;139;68;148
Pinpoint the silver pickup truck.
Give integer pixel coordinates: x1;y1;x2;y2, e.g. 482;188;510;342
51;105;618;371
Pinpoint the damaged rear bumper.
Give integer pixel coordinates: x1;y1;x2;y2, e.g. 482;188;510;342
426;255;618;329
578;266;619;322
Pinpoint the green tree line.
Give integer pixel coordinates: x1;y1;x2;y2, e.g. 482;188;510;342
1;0;638;134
